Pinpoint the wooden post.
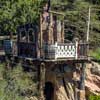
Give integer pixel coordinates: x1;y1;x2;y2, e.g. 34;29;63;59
48;13;51;44
5;55;10;69
75;40;78;59
50;13;54;44
39;62;46;100
74;81;78;100
79;63;86;100
10;32;13;40
61;16;64;43
86;7;91;58
27;30;29;43
87;7;91;42
40;14;43;58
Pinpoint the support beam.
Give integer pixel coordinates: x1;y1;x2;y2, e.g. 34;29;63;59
79;63;86;100
39;63;46;100
40;14;43;58
80;63;86;90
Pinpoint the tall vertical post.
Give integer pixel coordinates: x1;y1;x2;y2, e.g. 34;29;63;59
79;63;86;100
48;13;52;44
87;7;91;58
75;39;78;59
50;13;54;44
9;32;13;40
39;63;46;100
87;7;91;42
48;0;51;44
40;14;43;58
61;16;64;43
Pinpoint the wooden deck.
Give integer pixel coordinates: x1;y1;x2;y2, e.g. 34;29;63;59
3;40;89;63
43;42;88;60
13;55;89;64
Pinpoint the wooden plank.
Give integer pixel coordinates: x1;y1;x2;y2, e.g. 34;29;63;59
0;35;17;40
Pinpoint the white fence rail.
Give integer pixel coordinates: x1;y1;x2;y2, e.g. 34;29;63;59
44;42;88;59
55;42;77;59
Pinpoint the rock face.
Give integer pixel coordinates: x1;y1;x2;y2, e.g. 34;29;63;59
45;64;75;100
44;62;100;100
85;62;100;96
91;62;100;76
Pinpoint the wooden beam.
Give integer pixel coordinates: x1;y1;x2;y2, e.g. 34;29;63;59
40;14;43;58
0;35;17;40
49;10;65;16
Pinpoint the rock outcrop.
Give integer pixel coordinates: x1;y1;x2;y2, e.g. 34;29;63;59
43;62;100;100
45;64;75;100
85;62;100;96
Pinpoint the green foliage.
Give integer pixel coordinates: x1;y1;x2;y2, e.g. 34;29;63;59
0;0;100;45
0;0;44;35
0;63;38;100
85;0;100;5
90;48;100;60
89;94;100;100
52;0;100;44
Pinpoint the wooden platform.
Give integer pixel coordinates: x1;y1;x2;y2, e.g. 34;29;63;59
13;55;89;64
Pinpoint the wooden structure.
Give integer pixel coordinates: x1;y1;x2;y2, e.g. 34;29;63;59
3;3;89;100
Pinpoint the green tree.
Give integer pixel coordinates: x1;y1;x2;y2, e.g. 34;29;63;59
0;0;100;45
51;0;100;44
0;0;44;35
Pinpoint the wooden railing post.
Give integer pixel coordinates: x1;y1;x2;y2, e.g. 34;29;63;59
75;41;78;59
62;17;64;43
40;14;43;58
55;42;58;59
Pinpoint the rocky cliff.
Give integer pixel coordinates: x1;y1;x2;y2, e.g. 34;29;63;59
44;62;100;100
85;62;100;96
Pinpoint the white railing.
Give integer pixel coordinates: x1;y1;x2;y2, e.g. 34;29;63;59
44;42;88;59
55;42;77;59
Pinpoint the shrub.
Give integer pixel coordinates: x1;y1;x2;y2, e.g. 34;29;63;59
0;63;38;100
90;48;100;60
89;94;100;100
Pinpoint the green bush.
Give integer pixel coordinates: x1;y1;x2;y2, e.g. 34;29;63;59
0;63;38;100
89;95;100;100
90;48;100;60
